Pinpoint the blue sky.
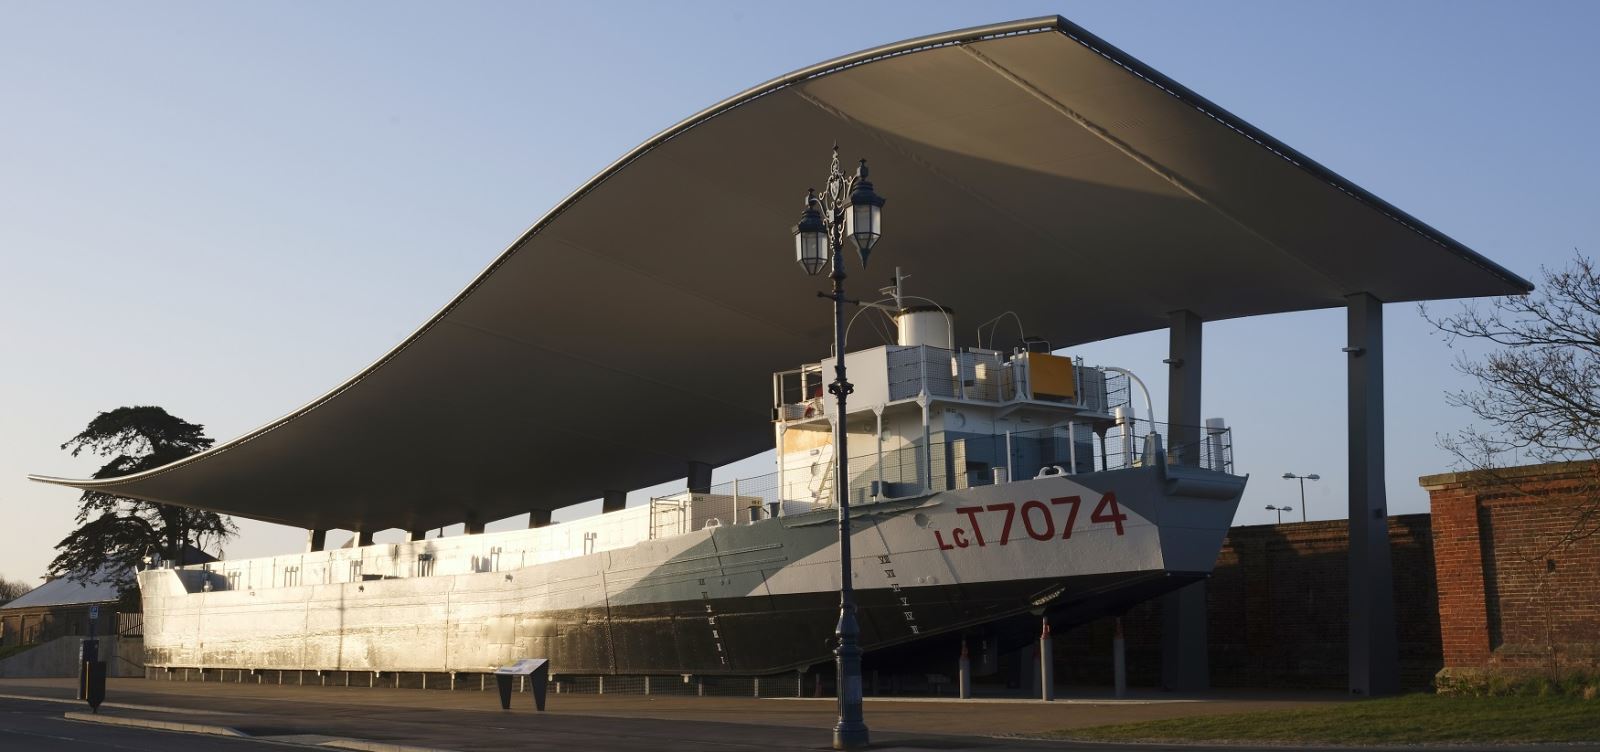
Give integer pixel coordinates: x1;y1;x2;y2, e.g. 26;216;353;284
3;1;1596;583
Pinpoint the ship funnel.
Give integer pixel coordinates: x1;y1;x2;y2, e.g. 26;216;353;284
894;305;953;349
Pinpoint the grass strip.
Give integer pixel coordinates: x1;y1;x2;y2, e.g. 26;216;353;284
1051;694;1598;745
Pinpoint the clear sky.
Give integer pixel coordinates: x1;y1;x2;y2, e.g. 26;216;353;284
2;1;1596;584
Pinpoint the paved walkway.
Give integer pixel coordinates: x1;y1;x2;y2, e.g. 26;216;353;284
0;676;1339;738
11;676;1577;752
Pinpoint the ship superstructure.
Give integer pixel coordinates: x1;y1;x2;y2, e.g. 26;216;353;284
137;292;1245;680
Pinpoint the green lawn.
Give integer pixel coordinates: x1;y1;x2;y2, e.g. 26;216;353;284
1051;694;1599;745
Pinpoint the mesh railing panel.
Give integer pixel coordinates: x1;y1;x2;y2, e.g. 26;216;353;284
656;420;1233;521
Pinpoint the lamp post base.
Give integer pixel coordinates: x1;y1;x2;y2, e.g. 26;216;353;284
833;724;870;751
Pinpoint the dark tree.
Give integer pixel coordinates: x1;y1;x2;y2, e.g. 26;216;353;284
1425;252;1600;556
0;575;29;605
49;406;236;596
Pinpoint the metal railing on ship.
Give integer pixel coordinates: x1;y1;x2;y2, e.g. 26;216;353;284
775;346;1128;420
646;419;1234;536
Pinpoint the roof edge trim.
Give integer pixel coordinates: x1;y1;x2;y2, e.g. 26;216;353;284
1046;16;1533;295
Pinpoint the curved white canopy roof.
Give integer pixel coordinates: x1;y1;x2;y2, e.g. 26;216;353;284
31;16;1531;532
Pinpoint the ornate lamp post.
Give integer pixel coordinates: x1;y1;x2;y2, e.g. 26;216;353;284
1282;472;1319;522
791;146;883;751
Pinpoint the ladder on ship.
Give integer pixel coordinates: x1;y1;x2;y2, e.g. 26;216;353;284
811;456;835;507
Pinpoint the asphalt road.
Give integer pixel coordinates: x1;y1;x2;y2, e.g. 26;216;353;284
1;696;278;751
5;681;1597;752
0;691;1080;751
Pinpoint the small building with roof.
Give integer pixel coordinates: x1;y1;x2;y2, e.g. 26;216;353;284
0;571;120;651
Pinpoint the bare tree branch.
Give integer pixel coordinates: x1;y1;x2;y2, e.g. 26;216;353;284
1423;251;1600;557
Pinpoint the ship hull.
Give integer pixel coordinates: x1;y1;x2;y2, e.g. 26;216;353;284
138;465;1243;676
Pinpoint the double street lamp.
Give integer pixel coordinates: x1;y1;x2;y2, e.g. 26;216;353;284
1265;504;1294;525
1282;472;1319;523
791;146;883;752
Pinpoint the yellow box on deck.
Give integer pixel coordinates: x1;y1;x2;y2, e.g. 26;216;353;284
1025;353;1076;400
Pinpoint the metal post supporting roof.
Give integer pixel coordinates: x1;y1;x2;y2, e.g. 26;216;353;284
1161;310;1209;691
1346;292;1400;695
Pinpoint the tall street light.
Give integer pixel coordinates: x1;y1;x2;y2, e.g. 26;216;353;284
791;145;883;752
1265;504;1293;525
1282;472;1320;523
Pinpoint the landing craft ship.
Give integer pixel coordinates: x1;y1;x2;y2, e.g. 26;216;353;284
134;290;1244;679
28;13;1536;698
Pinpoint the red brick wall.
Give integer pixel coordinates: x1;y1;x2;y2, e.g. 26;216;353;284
1056;514;1442;690
1050;461;1599;690
1422;462;1600;675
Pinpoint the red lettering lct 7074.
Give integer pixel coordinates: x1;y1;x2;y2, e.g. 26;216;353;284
934;493;1127;550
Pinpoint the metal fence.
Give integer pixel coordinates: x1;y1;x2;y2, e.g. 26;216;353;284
780;345;1131;417
653;419;1235;523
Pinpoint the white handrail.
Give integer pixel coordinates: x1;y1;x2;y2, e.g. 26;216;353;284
1100;366;1156;428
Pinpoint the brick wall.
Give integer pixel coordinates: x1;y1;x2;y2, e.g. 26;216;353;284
1050;461;1600;690
1055;514;1442;690
1422;461;1600;676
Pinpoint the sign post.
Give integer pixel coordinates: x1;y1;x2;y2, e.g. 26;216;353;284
81;605;105;711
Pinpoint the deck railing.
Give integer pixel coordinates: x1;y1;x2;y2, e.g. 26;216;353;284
653;419;1235;532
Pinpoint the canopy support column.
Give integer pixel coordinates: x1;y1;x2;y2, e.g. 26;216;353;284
406;530;426;542
305;530;326;553
687;461;713;494
355;531;374;547
529;509;552;528
1161;309;1208;692
1347;292;1399;696
1166;309;1202;464
463;514;484;536
602;490;626;514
